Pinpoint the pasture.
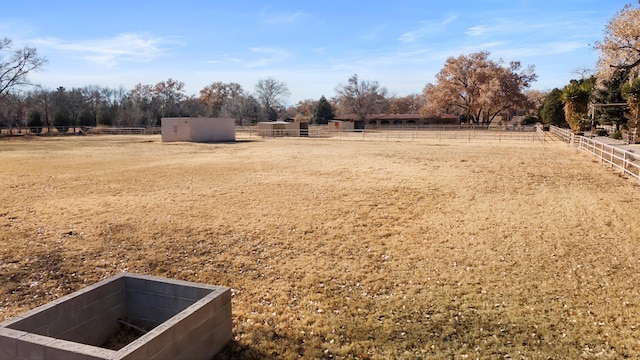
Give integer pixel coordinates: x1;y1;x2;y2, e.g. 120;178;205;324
1;134;640;359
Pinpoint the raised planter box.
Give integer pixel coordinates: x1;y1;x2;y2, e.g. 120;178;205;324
0;273;232;360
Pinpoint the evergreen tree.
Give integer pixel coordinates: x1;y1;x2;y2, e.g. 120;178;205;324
539;88;566;127
593;71;628;130
28;111;43;133
311;95;334;124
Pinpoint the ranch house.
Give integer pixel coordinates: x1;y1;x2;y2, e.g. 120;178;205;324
334;114;460;128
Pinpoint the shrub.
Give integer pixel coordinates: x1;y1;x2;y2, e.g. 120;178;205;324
595;129;609;136
521;116;538;125
28;111;43;133
54;112;71;133
612;131;623;140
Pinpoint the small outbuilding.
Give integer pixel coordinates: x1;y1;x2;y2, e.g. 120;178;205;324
257;121;308;137
328;120;354;131
161;117;235;142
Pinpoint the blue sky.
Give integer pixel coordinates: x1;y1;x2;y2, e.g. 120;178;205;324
1;1;632;104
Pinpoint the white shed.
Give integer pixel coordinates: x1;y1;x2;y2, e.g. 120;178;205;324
161;117;235;142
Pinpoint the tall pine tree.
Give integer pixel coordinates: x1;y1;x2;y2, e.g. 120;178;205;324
539;88;566;127
311;95;334;124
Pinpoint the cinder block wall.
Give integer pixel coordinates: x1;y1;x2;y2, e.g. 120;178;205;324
119;286;232;360
0;273;232;360
4;277;125;346
123;276;213;327
0;276;126;359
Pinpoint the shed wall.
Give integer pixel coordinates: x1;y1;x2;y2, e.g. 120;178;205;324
161;118;192;142
190;118;235;142
161;118;235;142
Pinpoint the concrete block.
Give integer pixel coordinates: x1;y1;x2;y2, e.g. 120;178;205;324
46;313;78;338
0;328;20;358
1;273;231;360
16;333;53;360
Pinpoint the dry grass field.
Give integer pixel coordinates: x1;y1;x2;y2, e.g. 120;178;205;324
2;134;640;359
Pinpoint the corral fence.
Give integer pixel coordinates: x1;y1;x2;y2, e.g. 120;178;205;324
0;126;161;136
551;125;640;183
239;125;546;143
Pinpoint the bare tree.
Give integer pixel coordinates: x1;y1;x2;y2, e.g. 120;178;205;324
388;94;424;114
0;91;27;134
0;38;47;100
28;87;54;131
72;85;99;128
255;78;290;120
335;74;388;127
294;98;318;119
222;94;259;125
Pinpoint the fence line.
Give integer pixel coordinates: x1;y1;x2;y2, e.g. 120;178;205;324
241;126;543;143
550;125;640;184
549;126;575;144
0;126;161;136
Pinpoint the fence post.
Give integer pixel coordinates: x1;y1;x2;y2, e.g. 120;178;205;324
609;146;614;168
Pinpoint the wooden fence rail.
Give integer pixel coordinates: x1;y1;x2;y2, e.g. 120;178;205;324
550;125;640;183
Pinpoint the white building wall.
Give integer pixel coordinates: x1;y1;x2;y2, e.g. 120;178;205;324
161;118;235;142
161;118;192;142
190;118;235;142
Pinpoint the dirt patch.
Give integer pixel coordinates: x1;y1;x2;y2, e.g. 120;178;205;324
1;135;640;358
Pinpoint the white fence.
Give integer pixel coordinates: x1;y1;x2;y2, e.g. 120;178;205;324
240;125;544;143
550;125;640;183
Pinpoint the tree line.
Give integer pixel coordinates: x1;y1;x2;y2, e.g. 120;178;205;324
0;36;540;133
538;3;640;141
0;64;541;134
2;2;640;137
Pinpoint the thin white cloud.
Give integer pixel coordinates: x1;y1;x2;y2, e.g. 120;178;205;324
32;33;173;66
214;47;291;68
466;25;489;37
246;47;290;67
464;12;603;40
398;15;458;43
360;23;390;41
261;10;308;24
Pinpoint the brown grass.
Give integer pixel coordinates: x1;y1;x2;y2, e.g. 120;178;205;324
2;134;640;359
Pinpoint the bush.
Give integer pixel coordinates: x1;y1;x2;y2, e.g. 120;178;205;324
54;112;71;133
595;129;609;136
521;116;538;125
28;111;43;133
612;131;623;140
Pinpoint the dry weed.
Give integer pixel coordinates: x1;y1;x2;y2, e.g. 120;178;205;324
1;135;640;358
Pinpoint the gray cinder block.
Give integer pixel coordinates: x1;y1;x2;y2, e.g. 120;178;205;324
0;273;232;360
